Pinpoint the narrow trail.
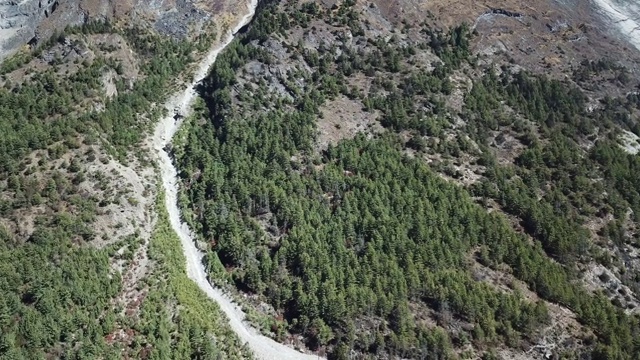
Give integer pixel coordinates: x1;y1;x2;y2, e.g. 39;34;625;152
149;1;322;359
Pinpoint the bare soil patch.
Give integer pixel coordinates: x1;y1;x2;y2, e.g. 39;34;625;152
317;95;383;150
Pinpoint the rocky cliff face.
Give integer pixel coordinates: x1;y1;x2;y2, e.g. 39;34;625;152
0;0;86;60
0;0;221;61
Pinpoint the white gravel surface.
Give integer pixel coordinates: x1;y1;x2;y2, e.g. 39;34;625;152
150;1;322;359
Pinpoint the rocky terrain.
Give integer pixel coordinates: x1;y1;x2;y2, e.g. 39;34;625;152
0;0;226;61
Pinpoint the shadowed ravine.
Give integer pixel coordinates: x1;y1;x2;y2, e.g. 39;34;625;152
150;1;321;358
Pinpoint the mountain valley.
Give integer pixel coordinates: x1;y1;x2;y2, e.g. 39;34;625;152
2;0;640;359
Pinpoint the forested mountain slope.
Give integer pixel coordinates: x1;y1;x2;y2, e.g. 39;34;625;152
3;0;640;359
0;1;256;358
171;0;640;359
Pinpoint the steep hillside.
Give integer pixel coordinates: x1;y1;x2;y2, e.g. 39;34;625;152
0;0;260;358
3;0;640;359
172;0;640;359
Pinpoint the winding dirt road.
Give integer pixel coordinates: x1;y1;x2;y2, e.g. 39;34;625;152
150;1;322;359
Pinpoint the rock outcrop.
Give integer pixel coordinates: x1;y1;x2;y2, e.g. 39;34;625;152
1;0;98;61
0;0;225;61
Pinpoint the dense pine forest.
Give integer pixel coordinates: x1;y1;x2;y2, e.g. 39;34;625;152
173;0;640;358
